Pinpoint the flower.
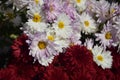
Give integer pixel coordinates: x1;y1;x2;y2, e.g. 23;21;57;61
11;34;33;63
109;2;119;16
28;32;58;66
74;0;87;12
92;45;113;69
107;46;120;79
93;64;115;80
27;5;43;19
51;45;96;80
84;38;94;50
85;0;97;15
79;12;97;34
43;0;61;22
57;45;94;73
95;0;110;23
46;27;70;53
43;65;69;80
62;1;77;21
114;16;120;40
53;13;73;38
95;24;113;48
13;0;43;10
69;32;81;46
23;19;47;35
0;64;36;80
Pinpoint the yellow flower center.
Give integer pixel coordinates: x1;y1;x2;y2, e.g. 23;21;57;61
105;32;112;40
38;41;47;49
97;55;104;62
34;0;39;4
84;21;90;27
33;13;41;22
58;21;65;29
111;8;115;14
76;0;81;3
48;35;54;41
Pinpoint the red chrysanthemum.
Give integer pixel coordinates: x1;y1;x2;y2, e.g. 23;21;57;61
70;65;96;80
108;46;120;80
3;34;48;80
53;45;96;80
93;63;115;80
0;64;35;80
11;34;33;63
59;45;94;70
43;65;69;80
0;61;46;80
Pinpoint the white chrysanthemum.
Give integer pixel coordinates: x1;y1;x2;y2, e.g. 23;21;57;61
23;19;47;35
22;11;47;35
80;13;97;34
46;28;70;53
74;0;87;12
113;17;120;51
84;39;94;50
95;0;110;23
69;32;81;46
92;45;113;69
54;39;70;53
110;2;118;16
85;0;97;13
35;55;54;66
28;0;44;6
114;16;120;40
53;13;73;38
29;33;58;66
27;6;43;19
95;25;113;48
12;0;43;10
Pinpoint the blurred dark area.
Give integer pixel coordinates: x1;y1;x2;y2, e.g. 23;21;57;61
0;0;27;68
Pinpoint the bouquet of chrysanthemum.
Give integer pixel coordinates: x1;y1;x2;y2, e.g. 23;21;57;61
0;0;120;80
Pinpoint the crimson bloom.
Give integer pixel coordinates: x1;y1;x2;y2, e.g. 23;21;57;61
53;45;96;80
43;65;69;80
11;34;33;63
0;64;35;80
108;46;120;80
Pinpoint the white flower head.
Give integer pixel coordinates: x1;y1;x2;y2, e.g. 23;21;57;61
95;0;110;23
29;0;44;6
92;45;113;69
34;55;54;66
29;32;58;66
54;39;70;53
110;2;118;16
27;6;43;20
23;19;47;35
80;12;97;34
84;39;94;50
53;13;73;38
95;24;113;48
69;32;81;46
74;0;87;12
114;16;120;40
46;27;70;53
13;0;44;10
